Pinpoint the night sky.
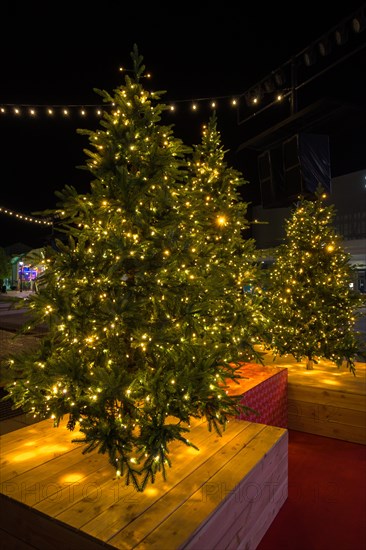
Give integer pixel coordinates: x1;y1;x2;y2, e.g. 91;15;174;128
1;2;365;248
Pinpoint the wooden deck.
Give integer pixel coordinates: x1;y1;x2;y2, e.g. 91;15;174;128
0;416;288;549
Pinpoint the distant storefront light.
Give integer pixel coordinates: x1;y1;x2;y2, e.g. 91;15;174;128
18;265;45;281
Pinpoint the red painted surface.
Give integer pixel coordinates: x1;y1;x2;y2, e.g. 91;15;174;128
226;363;288;428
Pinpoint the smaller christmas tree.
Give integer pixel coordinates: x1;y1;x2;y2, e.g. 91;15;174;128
264;185;365;373
181;112;266;363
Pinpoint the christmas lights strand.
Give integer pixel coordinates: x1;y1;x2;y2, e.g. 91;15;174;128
0;206;53;226
0;104;105;118
1;7;364;123
0;90;286;119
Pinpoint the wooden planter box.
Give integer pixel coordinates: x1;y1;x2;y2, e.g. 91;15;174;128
287;360;366;444
257;347;366;445
0;416;288;549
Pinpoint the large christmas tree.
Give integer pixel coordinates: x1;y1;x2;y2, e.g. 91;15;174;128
4;47;262;490
265;185;365;373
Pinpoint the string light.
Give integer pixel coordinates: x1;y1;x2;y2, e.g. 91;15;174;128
0;89;283;121
3;6;361;127
0;206;53;226
0;104;110;118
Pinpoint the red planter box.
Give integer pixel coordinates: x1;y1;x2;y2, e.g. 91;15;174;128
226;363;288;428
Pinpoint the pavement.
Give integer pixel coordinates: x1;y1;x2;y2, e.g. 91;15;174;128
0;290;34;300
0;291;47;333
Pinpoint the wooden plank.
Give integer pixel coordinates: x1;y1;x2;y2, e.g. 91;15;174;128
110;426;287;550
223;477;288;550
104;423;269;548
61;421;264;540
0;527;36;550
257;346;366;393
181;436;288;550
1;416;206;512
0;417;69;454
36;418;214;520
288;398;366;428
288;384;366;411
226;363;287;395
0;427;85;481
257;350;366;445
135;427;287;550
183;468;287;550
0;493;115;550
51;417;237;528
1;448;109;506
0;420;58;454
174;428;287;550
287;363;366;393
288;410;366;444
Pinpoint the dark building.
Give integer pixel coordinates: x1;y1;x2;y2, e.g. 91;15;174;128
235;5;366;291
235;5;366;204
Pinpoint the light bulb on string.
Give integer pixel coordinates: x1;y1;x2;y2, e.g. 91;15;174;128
0;86;295;125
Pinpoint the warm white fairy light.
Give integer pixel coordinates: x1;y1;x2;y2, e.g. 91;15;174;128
216;215;227;226
0;82;293;122
0;206;53;225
